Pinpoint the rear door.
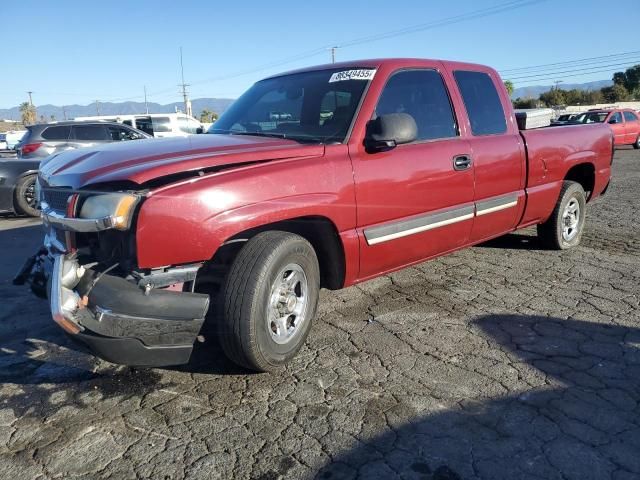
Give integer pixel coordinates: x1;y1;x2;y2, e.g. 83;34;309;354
39;125;72;155
69;124;109;149
607;111;625;145
448;68;526;243
623;110;640;144
350;67;475;279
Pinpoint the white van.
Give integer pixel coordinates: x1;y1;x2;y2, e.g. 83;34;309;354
73;113;203;138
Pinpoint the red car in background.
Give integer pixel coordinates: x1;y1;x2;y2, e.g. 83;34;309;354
571;108;640;148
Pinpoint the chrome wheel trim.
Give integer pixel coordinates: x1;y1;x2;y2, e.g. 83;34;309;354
562;197;581;242
267;263;309;345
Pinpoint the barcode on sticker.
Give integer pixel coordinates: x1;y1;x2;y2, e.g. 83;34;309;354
329;69;376;83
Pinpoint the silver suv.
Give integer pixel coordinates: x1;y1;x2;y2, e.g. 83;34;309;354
16;121;150;159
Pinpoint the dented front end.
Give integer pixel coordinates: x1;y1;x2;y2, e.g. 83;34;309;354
15;179;210;367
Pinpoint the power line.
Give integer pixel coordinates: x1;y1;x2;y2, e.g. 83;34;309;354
6;0;550;107
339;0;546;49
187;0;545;88
499;50;640;74
514;66;638;86
508;60;640;81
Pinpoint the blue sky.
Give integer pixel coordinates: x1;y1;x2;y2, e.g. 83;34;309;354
2;0;638;109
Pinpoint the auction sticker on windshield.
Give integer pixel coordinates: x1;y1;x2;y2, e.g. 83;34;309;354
329;69;376;83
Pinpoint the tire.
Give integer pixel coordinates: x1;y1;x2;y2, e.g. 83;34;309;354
219;231;320;372
633;135;639;149
14;175;39;217
537;181;586;250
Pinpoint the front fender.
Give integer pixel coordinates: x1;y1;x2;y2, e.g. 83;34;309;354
136;193;352;268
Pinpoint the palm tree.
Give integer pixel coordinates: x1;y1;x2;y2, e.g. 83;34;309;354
19;102;36;125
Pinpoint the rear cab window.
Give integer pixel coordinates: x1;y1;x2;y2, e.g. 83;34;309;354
41;126;71;140
623;111;638;122
453;70;507;136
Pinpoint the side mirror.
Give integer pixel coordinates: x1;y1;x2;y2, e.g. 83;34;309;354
196;127;204;134
608;117;618;124
365;113;418;153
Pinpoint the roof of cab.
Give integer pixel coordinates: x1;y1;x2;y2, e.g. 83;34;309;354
263;58;496;80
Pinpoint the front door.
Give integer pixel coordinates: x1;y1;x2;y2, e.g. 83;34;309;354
350;68;475;280
608;111;625;145
623;110;640;144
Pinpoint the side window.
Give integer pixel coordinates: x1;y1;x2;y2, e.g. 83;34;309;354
72;125;108;141
623;111;638;122
151;117;172;133
134;117;154;136
609;112;623;124
454;70;507;136
108;126;144;141
376;69;458;141
41;126;71;140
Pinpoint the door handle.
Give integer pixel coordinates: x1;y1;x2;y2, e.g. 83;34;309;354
453;154;472;171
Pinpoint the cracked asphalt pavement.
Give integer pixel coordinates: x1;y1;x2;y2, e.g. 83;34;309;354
1;148;639;480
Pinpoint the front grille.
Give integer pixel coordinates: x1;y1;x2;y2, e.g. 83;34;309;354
42;187;72;213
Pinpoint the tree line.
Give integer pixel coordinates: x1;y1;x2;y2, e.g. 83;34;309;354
507;64;640;109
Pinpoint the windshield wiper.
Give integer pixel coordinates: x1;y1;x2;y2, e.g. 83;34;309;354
227;131;323;144
230;131;289;139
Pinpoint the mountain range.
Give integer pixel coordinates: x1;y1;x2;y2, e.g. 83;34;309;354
0;98;235;122
0;79;616;121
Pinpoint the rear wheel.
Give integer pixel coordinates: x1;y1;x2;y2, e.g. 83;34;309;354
219;231;320;372
633;135;639;149
537;181;586;250
14;175;39;217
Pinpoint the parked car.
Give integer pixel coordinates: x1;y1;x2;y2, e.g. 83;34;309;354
73;113;203;138
570;108;640;148
551;113;577;126
6;130;27;149
18;58;612;372
0;133;7;150
16;120;151;160
0;159;41;216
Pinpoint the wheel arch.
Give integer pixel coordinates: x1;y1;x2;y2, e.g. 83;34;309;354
208;215;347;291
563;162;595;201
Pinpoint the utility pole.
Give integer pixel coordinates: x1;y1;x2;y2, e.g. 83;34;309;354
178;47;192;117
62;106;67;120
553;80;563;90
144;85;149;114
330;46;338;64
95;100;100;115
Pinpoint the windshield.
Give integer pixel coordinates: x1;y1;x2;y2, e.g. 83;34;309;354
572;112;608;124
208;67;376;143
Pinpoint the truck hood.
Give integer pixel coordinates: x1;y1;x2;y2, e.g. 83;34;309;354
39;134;325;189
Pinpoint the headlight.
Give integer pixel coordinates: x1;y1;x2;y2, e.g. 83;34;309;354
79;193;139;230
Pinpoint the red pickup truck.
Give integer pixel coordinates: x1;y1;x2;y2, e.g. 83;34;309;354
19;58;613;372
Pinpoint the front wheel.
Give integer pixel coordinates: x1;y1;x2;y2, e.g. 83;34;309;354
537;181;586;250
219;231;320;372
14;174;39;217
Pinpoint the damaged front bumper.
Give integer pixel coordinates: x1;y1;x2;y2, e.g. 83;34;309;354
15;226;210;367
